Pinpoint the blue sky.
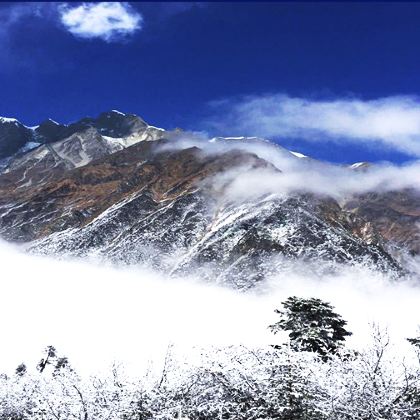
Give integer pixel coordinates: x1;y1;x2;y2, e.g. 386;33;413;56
2;2;420;163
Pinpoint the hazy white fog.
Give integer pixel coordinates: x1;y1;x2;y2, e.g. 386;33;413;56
0;241;419;376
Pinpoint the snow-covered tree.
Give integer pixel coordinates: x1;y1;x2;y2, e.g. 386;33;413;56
407;336;420;349
15;363;27;377
315;326;420;419
1;336;419;420
269;297;352;359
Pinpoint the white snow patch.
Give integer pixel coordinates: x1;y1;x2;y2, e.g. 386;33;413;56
350;162;367;169
0;117;19;125
269;225;295;244
290;151;308;159
147;124;165;131
224;136;259;140
210;136;261;143
45;118;60;125
102;128;161;149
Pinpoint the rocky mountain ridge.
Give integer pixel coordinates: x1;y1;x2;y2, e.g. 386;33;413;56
0;111;165;189
0;111;418;287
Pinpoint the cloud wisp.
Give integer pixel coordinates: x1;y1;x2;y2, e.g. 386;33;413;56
0;3;66;72
59;2;143;42
207;94;420;157
160;131;420;200
214;160;420;204
0;3;56;42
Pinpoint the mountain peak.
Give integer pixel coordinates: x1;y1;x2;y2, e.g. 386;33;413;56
0;117;32;159
0;116;20;125
94;110;148;136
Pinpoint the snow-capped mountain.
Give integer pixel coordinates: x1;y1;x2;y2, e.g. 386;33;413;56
0;111;165;188
0;111;418;288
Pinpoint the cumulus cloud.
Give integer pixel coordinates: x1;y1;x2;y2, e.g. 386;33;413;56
208;94;420;157
59;2;143;42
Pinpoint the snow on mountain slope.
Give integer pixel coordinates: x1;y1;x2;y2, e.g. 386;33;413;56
289;151;308;158
0;111;418;288
0;117;20;124
0;113;166;189
15;140;401;288
29;181;401;288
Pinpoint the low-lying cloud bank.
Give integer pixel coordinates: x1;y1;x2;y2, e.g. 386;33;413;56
0;241;419;376
206;94;420;157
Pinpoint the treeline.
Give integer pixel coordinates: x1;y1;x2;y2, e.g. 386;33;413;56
1;297;419;419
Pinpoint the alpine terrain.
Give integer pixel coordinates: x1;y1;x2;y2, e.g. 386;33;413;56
0;110;418;288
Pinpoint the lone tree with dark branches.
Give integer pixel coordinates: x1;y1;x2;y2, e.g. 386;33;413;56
269;296;352;359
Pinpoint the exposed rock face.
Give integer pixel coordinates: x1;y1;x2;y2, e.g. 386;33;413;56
0;140;273;242
344;189;420;257
34;119;68;144
0;118;32;159
0;139;401;287
33;111;151;143
0;111;417;288
0;111;165;189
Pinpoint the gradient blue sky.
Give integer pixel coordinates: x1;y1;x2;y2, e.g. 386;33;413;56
2;2;420;163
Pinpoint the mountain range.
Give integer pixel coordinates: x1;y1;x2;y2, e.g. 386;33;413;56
0;110;418;288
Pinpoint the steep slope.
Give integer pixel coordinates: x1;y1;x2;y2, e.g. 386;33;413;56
33;110;155;143
344;189;420;257
0;111;165;189
0;137;399;288
0;117;33;159
0;112;415;288
344;161;420;257
0;140;270;243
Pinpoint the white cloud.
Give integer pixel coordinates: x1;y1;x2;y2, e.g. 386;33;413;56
209;94;420;157
59;2;142;42
0;241;418;375
159;131;420;198
216;159;420;203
